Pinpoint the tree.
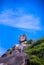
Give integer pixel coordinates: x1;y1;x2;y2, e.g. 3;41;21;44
27;39;33;44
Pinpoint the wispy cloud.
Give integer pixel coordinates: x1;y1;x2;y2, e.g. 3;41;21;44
0;8;41;30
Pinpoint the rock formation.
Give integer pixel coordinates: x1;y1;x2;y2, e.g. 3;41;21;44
0;34;30;65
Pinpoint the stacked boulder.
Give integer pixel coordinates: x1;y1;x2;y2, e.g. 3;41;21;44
0;34;30;65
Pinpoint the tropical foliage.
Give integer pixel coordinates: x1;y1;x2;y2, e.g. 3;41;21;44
25;37;44;65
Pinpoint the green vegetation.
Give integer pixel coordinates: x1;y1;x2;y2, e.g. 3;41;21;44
25;37;44;65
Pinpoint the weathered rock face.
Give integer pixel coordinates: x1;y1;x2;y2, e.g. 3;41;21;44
0;51;29;65
0;45;29;65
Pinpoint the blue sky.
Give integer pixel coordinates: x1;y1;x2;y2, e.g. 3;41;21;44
0;0;44;56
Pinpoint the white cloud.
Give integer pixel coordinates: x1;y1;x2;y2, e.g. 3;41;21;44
0;9;41;30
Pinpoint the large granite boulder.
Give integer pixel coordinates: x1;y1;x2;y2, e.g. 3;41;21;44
0;51;29;65
19;34;27;43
